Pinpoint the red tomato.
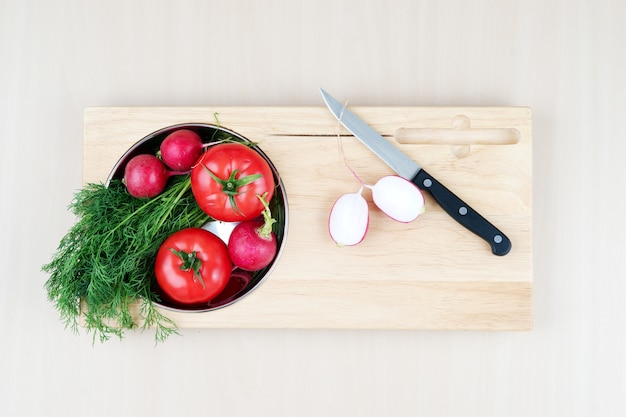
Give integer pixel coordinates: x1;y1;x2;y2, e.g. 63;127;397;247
155;228;231;305
191;143;275;222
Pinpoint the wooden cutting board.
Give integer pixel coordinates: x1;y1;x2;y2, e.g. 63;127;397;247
83;106;532;330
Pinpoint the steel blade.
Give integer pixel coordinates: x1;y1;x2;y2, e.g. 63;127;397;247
320;88;421;180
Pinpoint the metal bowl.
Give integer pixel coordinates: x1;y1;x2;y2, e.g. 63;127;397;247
106;123;288;312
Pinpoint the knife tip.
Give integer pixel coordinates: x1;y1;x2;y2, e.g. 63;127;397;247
319;87;332;104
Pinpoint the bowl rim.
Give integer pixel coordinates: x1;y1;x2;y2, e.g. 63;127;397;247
106;122;289;313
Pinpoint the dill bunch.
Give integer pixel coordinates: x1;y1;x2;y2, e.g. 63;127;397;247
43;175;210;344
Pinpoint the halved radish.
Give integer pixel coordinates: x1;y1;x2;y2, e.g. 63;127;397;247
369;175;425;223
328;187;369;246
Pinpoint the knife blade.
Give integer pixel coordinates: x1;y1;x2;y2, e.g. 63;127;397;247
320;88;511;256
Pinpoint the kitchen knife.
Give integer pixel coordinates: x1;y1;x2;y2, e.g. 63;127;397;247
320;88;511;256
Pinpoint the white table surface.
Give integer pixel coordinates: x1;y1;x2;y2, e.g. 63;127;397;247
2;0;624;416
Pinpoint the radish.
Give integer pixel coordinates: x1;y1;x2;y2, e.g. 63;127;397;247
227;194;277;271
123;154;187;198
159;129;204;171
328;123;425;246
367;176;425;223
124;154;170;198
328;186;369;246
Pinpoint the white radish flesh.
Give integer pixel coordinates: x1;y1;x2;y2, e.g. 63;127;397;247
328;188;369;246
370;176;425;223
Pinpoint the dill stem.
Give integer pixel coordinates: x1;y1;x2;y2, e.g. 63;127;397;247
96;187;171;252
44;170;214;343
153;177;193;233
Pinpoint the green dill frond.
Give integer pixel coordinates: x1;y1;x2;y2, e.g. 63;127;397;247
42;175;210;344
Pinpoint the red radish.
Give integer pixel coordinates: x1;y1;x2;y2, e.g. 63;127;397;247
228;194;277;271
328;186;369;246
159;129;203;171
367;175;425;223
124;154;170;198
124;154;188;198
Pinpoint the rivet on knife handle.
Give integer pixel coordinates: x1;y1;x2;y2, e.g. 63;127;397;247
412;169;512;256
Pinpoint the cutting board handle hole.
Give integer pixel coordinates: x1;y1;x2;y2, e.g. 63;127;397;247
394;114;521;158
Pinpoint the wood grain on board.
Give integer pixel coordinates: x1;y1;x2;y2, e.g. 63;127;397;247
83;106;532;330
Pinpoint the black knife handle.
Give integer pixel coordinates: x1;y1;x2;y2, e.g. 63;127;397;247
412;169;511;256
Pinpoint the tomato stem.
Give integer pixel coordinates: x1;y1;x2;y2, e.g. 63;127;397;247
169;248;205;288
203;167;262;215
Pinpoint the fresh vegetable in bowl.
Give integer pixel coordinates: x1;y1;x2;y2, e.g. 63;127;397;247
191;142;276;222
159;129;204;171
228;193;278;271
155;227;231;305
42;176;208;343
43;123;288;343
124;154;184;198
